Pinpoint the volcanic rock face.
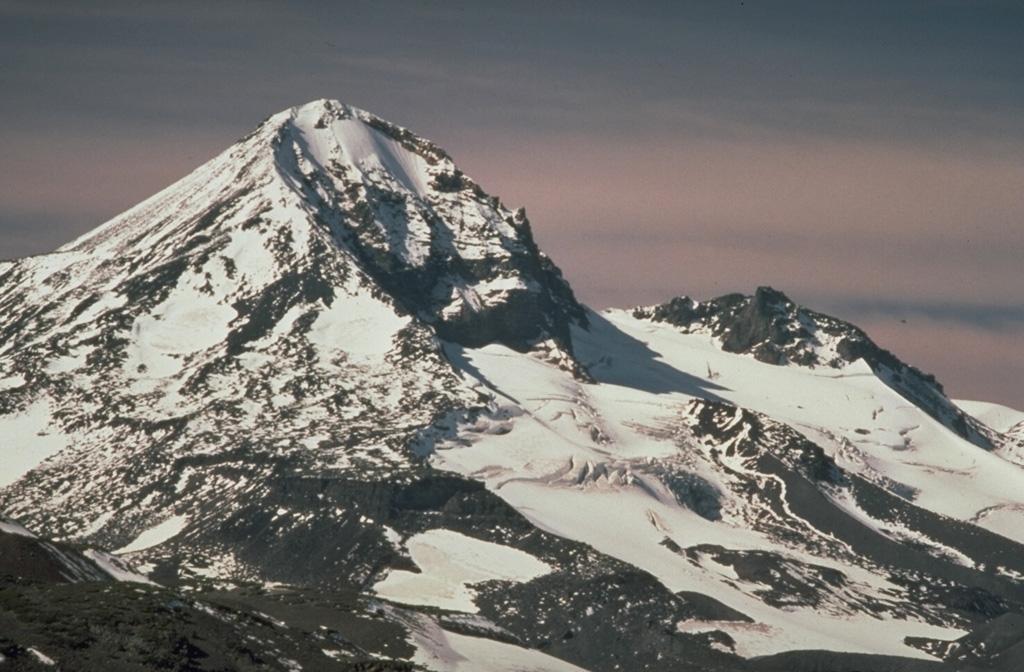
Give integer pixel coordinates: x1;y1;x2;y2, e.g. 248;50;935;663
635;286;994;448
2;100;1024;671
0;100;586;574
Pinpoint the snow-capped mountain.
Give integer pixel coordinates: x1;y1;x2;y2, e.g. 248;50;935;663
2;99;1024;671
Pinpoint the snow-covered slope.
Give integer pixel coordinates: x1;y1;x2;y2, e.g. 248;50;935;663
634;287;993;448
0;99;583;584
420;307;1024;662
2;99;1023;672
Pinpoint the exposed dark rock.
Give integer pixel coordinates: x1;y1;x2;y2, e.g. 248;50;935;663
638;287;994;449
683;544;849;609
474;568;750;672
674;591;752;623
907;612;1024;670
652;465;724;520
0;575;419;672
0;521;110;584
749;650;954;671
688;399;847;487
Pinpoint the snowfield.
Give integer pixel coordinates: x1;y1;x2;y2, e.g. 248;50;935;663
115;514;189;554
419;306;1024;658
374;528;551;612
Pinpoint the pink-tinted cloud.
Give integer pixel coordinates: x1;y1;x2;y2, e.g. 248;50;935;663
0;129;235;257
853;314;1024;411
446;129;1024;409
2;104;1020;410
449;131;1023;304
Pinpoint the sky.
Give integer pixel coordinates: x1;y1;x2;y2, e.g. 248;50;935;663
1;0;1022;410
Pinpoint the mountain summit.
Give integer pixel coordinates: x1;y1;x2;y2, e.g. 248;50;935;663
49;99;586;351
3;100;1024;671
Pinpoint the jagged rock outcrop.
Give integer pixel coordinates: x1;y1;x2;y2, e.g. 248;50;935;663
636;287;993;448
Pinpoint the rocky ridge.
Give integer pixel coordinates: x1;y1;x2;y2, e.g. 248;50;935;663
635;286;993;448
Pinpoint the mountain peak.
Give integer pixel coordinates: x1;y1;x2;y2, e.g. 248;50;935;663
269;99;587;351
270;99;448;189
0;97;589;554
272;99;451;196
635;287;994;448
48;99;586;354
